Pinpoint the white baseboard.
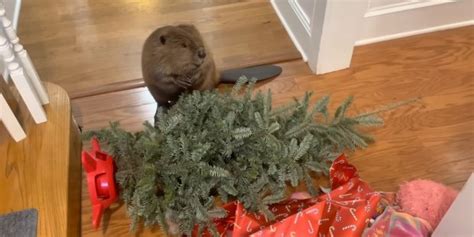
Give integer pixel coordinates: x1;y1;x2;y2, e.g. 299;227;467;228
365;1;450;18
357;0;474;46
355;20;474;46
271;0;308;61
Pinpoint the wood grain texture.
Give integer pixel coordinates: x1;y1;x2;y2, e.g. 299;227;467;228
72;60;312;132
77;26;474;236
0;82;82;237
18;0;300;99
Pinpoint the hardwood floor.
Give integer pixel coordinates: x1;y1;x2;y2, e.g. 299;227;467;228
18;0;300;99
76;26;474;236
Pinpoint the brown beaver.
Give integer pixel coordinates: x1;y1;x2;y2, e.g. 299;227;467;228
142;24;282;126
142;24;219;110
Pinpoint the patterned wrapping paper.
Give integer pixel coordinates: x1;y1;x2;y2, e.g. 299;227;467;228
193;154;382;237
362;207;432;237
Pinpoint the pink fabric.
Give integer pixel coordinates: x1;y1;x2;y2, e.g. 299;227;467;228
397;179;458;229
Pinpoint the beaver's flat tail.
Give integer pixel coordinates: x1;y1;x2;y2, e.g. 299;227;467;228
219;65;282;83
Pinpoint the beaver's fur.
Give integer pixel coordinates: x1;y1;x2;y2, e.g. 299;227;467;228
142;24;219;109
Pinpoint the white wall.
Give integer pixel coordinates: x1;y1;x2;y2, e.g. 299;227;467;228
356;0;474;45
432;173;474;237
368;0;407;9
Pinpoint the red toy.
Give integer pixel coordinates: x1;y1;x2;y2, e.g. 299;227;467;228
81;137;118;229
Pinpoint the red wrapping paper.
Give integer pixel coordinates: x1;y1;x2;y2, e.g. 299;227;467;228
193;154;381;237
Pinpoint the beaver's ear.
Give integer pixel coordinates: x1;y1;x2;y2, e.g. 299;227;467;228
159;35;166;45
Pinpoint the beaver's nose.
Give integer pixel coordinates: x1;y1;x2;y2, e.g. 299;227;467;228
197;48;206;59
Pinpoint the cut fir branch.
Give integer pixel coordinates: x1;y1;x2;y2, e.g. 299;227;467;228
85;77;412;236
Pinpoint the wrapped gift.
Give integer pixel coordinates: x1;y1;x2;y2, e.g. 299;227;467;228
194;154;381;237
362;207;432;237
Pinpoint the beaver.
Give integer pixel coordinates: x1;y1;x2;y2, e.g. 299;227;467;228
142;24;218;110
142;24;282;125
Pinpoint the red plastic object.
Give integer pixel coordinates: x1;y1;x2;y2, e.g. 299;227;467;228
81;137;118;229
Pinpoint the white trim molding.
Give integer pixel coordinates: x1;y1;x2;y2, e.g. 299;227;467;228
356;20;474;46
289;0;311;35
271;0;310;61
308;0;367;74
272;0;367;74
365;0;451;17
358;0;474;45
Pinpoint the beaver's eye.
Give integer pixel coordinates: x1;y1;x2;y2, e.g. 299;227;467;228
182;43;187;48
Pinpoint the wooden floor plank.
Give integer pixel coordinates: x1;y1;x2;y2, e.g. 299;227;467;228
78;27;474;236
72;59;311;131
18;0;300;98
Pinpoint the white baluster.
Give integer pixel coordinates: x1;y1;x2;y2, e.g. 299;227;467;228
0;7;49;105
0;36;46;124
0;35;13;83
1;15;18;44
14;44;49;104
0;93;26;141
8;62;46;124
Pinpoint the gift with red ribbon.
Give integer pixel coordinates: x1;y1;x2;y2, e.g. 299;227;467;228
193;154;381;237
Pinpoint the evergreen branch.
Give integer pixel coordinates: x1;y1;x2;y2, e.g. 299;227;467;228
355;97;420;119
84;77;405;236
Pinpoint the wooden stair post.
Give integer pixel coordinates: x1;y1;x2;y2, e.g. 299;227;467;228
0;82;82;237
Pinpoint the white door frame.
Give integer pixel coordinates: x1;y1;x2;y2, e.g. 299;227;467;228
272;0;474;75
306;0;367;74
272;0;367;74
